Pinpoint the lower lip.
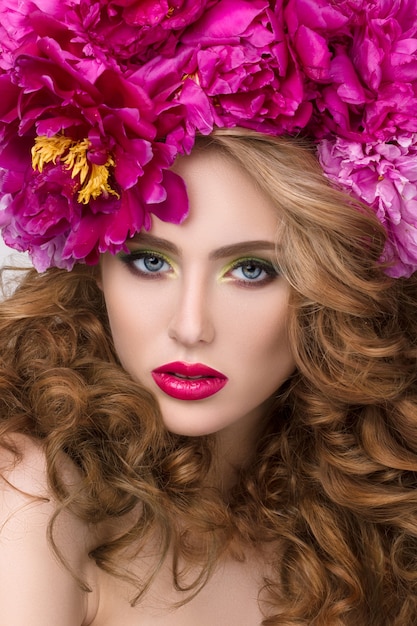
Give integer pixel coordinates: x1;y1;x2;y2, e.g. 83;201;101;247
151;372;228;401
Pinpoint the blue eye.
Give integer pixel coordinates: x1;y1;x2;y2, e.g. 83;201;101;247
237;262;264;280
227;258;279;285
140;255;167;272
120;251;172;277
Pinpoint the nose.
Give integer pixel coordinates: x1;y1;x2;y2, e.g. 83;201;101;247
167;272;215;347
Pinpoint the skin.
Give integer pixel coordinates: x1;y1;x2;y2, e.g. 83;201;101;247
100;148;296;462
0;434;98;625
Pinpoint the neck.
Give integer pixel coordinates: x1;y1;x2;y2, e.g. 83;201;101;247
212;403;273;493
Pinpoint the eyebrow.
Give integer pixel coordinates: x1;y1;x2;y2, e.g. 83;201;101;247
129;233;277;259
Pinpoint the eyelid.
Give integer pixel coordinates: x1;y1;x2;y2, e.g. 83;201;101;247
220;255;279;283
222;255;277;273
121;248;174;266
119;248;177;277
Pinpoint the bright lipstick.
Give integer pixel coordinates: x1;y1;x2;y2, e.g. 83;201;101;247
151;361;228;401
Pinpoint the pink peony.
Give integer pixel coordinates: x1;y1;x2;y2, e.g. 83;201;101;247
318;134;417;278
1;0;417;275
0;163;82;271
180;0;311;133
0;2;189;269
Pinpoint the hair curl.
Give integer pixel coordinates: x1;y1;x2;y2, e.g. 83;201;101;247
1;131;417;624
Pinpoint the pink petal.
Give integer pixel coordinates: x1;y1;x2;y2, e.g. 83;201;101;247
294;25;331;81
182;0;268;43
150;169;189;224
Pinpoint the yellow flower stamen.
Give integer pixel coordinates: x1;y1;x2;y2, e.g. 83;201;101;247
182;71;200;85
77;158;118;204
167;6;175;17
31;135;120;204
31;135;73;172
61;138;91;186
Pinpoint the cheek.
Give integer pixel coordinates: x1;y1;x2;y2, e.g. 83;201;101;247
105;302;134;366
233;297;292;362
255;319;292;367
101;280;141;360
103;271;161;335
103;283;169;372
248;313;295;393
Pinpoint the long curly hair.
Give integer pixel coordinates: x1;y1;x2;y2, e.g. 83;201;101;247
1;131;417;625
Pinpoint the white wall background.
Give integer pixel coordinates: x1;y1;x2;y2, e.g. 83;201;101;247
0;238;30;268
0;239;32;298
0;188;31;268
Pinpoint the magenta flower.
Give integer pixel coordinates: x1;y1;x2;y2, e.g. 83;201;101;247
0;0;110;74
120;0;211;29
0;3;189;269
178;0;312;134
322;0;417;140
67;0;219;65
0;162;82;271
0;0;417;276
318;135;417;278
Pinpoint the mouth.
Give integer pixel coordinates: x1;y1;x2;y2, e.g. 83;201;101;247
151;361;228;401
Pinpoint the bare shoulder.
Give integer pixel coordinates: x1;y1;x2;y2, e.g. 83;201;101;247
1;432;57;493
0;433;99;625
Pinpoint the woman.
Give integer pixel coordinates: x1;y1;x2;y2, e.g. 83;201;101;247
1;1;417;624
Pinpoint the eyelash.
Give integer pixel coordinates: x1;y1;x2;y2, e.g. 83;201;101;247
120;250;173;279
120;251;279;286
224;257;279;286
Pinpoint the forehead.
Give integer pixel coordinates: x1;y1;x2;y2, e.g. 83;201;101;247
147;148;279;250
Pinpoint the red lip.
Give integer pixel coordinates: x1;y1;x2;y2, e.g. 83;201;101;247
151;361;228;401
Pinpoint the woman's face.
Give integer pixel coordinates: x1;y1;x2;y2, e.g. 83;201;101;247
100;148;295;443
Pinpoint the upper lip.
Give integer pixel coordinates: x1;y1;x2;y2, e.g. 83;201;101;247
152;361;227;379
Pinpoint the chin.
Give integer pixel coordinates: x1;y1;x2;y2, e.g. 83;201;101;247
162;419;219;438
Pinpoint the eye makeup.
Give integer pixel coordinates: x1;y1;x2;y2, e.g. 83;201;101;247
119;249;175;279
221;256;280;287
119;247;280;287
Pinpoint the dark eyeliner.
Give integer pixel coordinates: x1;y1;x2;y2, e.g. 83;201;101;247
226;256;280;285
119;249;169;264
118;249;173;278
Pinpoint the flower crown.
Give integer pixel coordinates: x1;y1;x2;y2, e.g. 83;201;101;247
0;0;416;277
